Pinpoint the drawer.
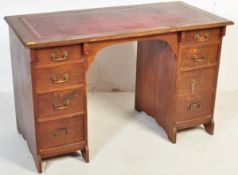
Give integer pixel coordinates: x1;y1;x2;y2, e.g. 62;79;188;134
177;67;217;96
35;63;84;92
182;28;221;44
33;45;83;67
180;44;219;69
38;115;84;150
176;93;214;122
37;88;85;119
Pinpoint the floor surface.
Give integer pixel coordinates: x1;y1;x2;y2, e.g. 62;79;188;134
0;91;238;175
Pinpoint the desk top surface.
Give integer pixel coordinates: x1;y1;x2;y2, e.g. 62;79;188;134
5;1;233;48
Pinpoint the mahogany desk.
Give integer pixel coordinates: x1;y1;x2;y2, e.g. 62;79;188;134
5;2;233;173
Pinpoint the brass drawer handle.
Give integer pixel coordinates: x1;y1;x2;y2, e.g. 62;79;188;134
51;73;69;84
191;79;195;95
52;99;69;111
194;33;209;42
189;102;200;111
192;54;207;62
51;51;68;62
52;128;68;137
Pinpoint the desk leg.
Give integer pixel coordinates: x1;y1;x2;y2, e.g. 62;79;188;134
35;155;42;173
81;145;89;162
204;118;215;135
135;41;143;113
167;126;177;144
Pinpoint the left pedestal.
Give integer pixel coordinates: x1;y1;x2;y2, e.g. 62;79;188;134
9;29;89;173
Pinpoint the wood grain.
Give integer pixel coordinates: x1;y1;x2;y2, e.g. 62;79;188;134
32;45;83;67
38;115;85;150
9;28;41;172
37;88;85;120
177;67;217;96
34;63;85;92
176;92;214;121
136;35;178;143
180;44;219;70
181;28;221;44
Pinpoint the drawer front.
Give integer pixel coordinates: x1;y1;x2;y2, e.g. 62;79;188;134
180;44;219;69
33;45;83;66
35;63;84;92
178;68;217;96
39;115;84;150
182;28;221;44
176;93;214;122
37;88;85;119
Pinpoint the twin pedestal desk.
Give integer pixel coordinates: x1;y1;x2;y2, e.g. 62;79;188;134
5;2;233;173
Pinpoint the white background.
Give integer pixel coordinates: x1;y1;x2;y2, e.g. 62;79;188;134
0;0;237;92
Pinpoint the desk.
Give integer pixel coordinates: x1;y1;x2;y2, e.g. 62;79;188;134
5;2;233;173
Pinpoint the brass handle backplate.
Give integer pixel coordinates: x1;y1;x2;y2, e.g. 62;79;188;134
51;51;68;62
51;73;69;84
52;99;69;111
192;54;207;62
52;128;68;137
194;33;209;42
189;102;200;111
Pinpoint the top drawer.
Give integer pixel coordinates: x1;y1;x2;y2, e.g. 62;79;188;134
32;45;83;67
182;28;221;44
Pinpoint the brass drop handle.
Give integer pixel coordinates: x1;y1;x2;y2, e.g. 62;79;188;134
52;128;68;137
51;73;69;84
194;33;209;42
189;102;200;111
191;54;207;62
191;79;195;95
52;99;69;111
51;51;68;61
192;54;207;62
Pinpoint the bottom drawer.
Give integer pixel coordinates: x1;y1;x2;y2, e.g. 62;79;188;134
38;115;85;150
176;93;214;122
